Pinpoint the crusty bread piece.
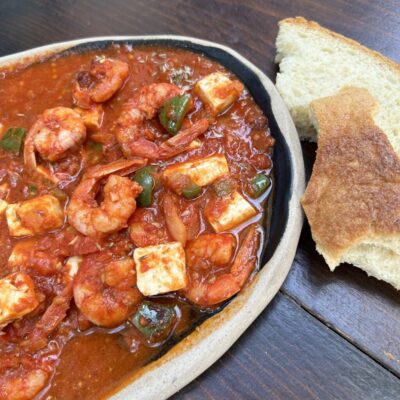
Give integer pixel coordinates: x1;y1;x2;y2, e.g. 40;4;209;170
275;17;400;156
302;87;400;289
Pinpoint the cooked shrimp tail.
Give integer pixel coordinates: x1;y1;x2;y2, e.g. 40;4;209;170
73;58;129;108
24;107;86;173
73;254;142;327
22;282;73;352
21;257;81;352
83;157;147;179
67;159;145;237
114;83;209;159
159;119;209;159
207;224;260;305
184;224;260;306
23;120;39;171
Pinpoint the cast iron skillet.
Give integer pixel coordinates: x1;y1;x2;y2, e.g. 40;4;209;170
0;36;305;400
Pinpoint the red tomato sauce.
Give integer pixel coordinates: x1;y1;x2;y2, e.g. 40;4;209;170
0;44;274;400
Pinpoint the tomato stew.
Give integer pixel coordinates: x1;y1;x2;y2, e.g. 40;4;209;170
0;44;274;400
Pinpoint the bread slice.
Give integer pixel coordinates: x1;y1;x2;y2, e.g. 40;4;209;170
302;87;400;289
275;17;400;156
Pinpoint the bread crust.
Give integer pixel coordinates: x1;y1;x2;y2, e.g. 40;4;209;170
279;17;400;76
301;87;400;268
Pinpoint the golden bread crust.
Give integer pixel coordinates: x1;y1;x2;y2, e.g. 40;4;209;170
301;87;400;267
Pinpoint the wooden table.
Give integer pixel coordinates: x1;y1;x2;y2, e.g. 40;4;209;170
1;1;399;398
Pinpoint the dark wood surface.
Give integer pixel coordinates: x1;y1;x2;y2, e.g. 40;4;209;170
176;293;400;400
1;0;399;399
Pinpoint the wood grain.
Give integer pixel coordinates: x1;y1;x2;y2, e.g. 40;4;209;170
174;293;400;400
1;1;399;72
0;0;399;398
282;141;400;377
284;222;400;376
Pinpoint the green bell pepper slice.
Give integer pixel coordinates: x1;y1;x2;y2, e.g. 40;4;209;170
0;127;27;154
133;166;155;207
182;181;201;199
250;174;271;198
159;94;191;135
27;185;38;197
132;301;176;341
85;141;103;165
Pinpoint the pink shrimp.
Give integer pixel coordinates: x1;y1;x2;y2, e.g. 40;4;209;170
67;158;146;237
183;224;260;306
0;366;49;400
73;57;129;108
21;256;81;352
128;208;170;247
114;83;209;159
73;252;142;327
24;107;86;173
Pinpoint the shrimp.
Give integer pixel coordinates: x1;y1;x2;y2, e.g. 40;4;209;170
67;158;146;237
183;224;260;306
72;57;129;109
114;83;209;159
73;253;142;327
24;107;86;173
0;367;49;400
128;208;170;247
129;196;200;247
21;256;81;352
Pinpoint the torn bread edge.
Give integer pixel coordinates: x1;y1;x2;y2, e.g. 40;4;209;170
275;17;400;156
302;87;400;289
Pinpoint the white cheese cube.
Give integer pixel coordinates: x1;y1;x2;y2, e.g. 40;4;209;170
195;72;244;115
163;154;229;188
6;194;64;237
205;191;257;232
8;239;35;269
0;272;38;328
7;204;36;237
134;242;187;296
8;239;64;275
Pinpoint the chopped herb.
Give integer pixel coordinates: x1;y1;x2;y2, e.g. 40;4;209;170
85;141;103;165
169;66;193;86
28;185;38;197
49;187;68;202
213;179;235;198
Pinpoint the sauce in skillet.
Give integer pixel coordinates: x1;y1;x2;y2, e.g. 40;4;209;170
0;44;274;399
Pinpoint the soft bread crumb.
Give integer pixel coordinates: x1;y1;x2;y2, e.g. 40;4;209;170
275;16;400;156
302;87;400;288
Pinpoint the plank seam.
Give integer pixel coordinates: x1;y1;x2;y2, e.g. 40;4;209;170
278;288;400;379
